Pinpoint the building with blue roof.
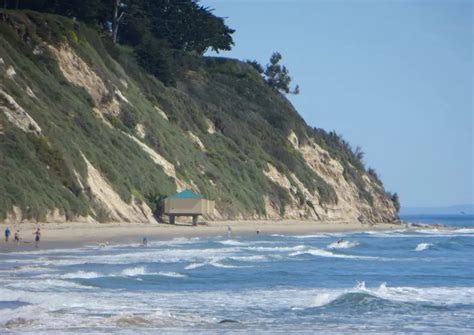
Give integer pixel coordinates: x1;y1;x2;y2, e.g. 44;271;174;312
163;189;214;225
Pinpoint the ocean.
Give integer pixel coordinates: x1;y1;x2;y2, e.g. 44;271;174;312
1;215;473;334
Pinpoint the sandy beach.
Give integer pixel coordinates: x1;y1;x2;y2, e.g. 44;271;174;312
0;220;407;252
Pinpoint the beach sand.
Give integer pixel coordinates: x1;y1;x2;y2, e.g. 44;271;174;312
0;220;407;252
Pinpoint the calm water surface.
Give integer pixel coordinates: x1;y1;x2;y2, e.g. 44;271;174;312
1;215;473;334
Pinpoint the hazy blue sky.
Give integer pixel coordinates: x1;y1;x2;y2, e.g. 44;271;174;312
203;0;473;208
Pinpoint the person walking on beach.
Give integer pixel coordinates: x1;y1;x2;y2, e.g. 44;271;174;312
227;225;232;238
142;237;148;247
5;227;10;242
14;230;20;245
34;228;41;248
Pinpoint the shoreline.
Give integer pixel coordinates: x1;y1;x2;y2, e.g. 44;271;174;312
0;220;426;252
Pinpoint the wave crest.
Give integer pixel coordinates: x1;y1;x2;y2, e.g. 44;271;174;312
415;243;433;251
121;266;147;276
327;240;360;249
290;248;376;260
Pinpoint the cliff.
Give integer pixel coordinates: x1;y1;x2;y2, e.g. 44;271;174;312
0;12;398;224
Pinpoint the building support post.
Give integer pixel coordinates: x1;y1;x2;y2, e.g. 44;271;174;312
192;215;198;226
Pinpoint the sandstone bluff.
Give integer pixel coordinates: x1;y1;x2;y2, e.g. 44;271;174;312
0;12;398;224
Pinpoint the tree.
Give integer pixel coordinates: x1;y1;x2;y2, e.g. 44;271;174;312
142;1;234;54
12;0;109;23
354;146;364;162
263;52;299;95
391;192;400;213
112;0;126;44
10;1;235;54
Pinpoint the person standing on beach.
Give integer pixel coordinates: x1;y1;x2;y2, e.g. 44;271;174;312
5;227;10;242
227;225;232;238
34;228;41;248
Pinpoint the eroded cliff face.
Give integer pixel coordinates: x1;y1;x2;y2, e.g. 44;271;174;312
0;12;398;224
262;131;397;223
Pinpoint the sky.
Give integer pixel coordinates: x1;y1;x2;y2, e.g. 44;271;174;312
202;0;473;208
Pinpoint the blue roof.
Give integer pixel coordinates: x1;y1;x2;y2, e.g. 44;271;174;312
168;189;203;199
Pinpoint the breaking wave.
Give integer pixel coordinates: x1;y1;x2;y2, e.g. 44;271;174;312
289;248;378;260
302;282;474;310
185;259;248;270
61;271;102;279
121;266;147;277
415;243;433;251
157;272;187;278
327;240;360;249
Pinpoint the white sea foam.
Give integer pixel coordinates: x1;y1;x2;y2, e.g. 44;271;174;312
310;292;339;307
184;256;249;270
360;228;474;239
293;234;327;239
209;261;242;269
5;279;92;292
289;248;377;260
366;283;474;306
5;247;243;267
452;228;474;234
416;228;474;236
185;262;206;270
230;255;268;262
10;266;58;274
61;271;102;279
415;243;433;251
157;272;187;278
327;240;360;249
11;247;86;255
218;240;247;246
121;266;147;276
245;245;306;252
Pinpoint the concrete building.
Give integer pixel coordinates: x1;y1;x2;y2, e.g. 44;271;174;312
163;189;215;225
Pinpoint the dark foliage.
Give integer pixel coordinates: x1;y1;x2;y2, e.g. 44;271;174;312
7;0;234;54
390;192;401;213
246;60;264;74
264;52;299;95
247;54;299;95
368;167;383;185
312;128;365;172
135;35;175;86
